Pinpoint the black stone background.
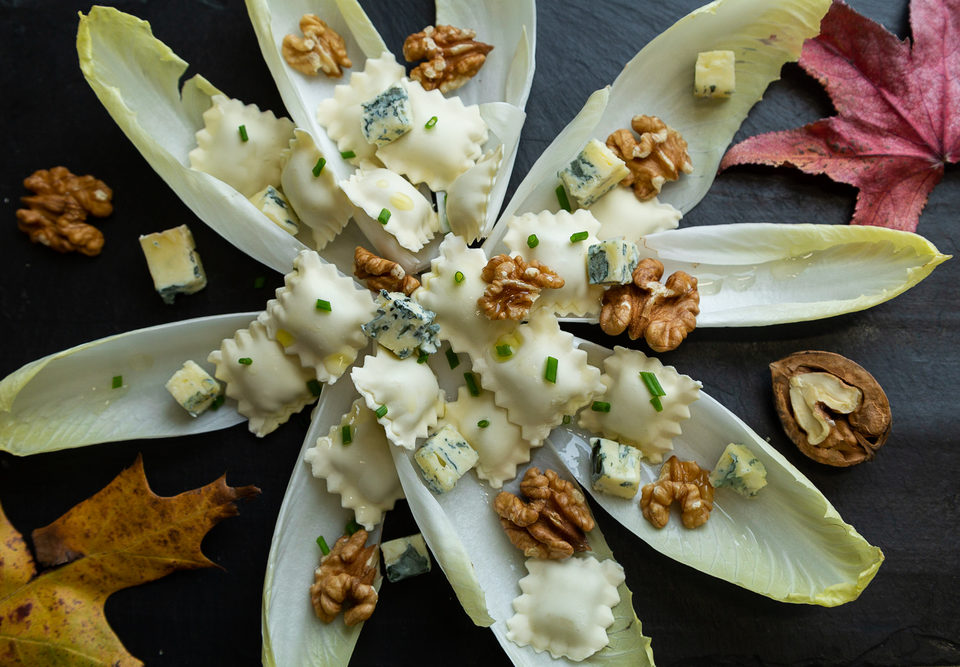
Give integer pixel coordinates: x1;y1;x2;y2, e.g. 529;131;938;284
0;0;957;665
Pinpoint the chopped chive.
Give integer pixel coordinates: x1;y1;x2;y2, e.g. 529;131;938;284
375;404;388;419
640;371;666;397
556;184;571;212
464;372;480;396
111;375;123;389
569;230;589;243
454;270;465;284
544;356;558;383
340;150;356;159
238;124;249;142
312;157;327;177
495;344;513;358
526;234;539;248
477;419;490;428
591;400;611;413
253;276;266;289
237;357;253;366
315;298;332;312
650;396;664;412
345;518;361;535
307;379;322;397
562;414;572;425
341;424;353;445
417;350;430;364
316;535;330;555
445;348;460;369
425;115;438;129
378;208;391;225
209;394;225;411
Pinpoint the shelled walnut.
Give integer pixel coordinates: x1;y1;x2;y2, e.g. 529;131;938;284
403;25;493;93
599;257;699;352
494;467;594;559
770;351;891;467
640;456;714;529
606;115;693;201
282;14;351;77
16;166;113;256
310;529;379;626
354;246;420;296
478;254;564;320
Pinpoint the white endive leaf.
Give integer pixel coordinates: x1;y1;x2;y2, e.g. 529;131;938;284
645;224;950;327
0;313;256;457
498;0;831;221
77;7;306;275
436;0;536;108
262;392;381;667
551;340;884;607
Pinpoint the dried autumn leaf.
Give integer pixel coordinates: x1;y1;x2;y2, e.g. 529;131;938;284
720;0;960;232
0;456;259;665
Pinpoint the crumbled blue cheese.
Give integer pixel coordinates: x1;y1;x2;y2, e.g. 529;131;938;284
559;139;630;207
414;424;479;494
362;290;440;359
587;239;640;285
138;224;207;304
360;84;413;146
590;437;642;499
694;50;736;98
381;533;432;582
709;443;767;497
248;185;300;235
165;360;221;416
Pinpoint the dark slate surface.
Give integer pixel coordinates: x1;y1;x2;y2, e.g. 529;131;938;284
0;0;957;665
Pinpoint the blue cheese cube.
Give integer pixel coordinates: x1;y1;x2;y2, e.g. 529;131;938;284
694;50;736;98
559;139;630;207
414;424;479;494
139;224;207;304
590;437;642;499
381;533;432;582
165;360;222;416
248;185;300;235
587;239;640;285
709;443;767;497
362;290;440;359
360;85;413;146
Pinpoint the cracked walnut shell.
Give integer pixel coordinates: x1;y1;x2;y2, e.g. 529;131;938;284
494;467;594;559
599;258;699;352
354;246;421;296
770;350;891;467
640;456;714;529
310;529;379;626
282;15;352;78
478;254;565;321
16;166;113;256
606;115;693;201
403;24;493;93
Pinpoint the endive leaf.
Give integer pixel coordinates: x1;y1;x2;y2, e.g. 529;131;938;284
0;313;256;457
77;7;306;275
262;392;380;667
497;0;831;222
550;340;884;607
643;223;950;327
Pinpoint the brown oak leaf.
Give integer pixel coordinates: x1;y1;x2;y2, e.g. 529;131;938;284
0;456;259;666
720;0;960;232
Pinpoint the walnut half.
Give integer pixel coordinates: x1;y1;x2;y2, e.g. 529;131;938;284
770;351;891;467
354;246;421;296
310;529;379;626
606;115;693;201
478;254;564;321
403;25;493;93
640;456;714;529
282;15;352;78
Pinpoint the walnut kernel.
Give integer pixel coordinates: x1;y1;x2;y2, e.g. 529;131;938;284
606;115;693;201
282;15;352;78
478;254;565;321
403;25;493;93
640;456;714;529
310;529;379;626
354;246;420;296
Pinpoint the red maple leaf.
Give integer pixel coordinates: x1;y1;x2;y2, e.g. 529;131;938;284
720;0;959;232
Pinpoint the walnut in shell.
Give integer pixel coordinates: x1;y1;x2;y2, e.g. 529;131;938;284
770;351;891;467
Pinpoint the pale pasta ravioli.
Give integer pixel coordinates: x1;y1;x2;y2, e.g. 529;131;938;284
340;167;439;252
261;250;375;384
578;346;701;462
207;319;316;437
304;398;404;530
350;348;444;449
189;94;294;198
441;144;503;243
587;187;682;243
507;555;625;662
